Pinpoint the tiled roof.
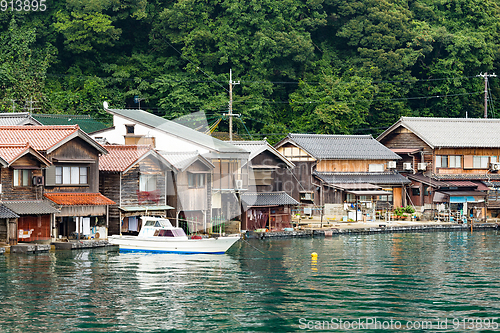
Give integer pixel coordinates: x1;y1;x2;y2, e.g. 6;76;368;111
241;192;299;207
44;193;116;206
378;117;500;148
314;172;411;185
159;151;214;171
33;114;108;134
0;112;41;126
0;205;19;218
99;145;153;172
279;134;401;160
433;173;500;181
3;201;59;215
0;143;51;165
0;125;107;155
105;108;248;154
231;140;295;168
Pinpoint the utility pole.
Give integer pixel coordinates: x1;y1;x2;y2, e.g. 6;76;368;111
228;69;240;141
477;72;497;118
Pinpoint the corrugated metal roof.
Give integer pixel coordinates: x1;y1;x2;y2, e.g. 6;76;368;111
44;193;115;206
282;134;401;160
378;117;500;148
106;109;248;154
33;114;108;134
0;204;19;218
100;145;153;172
3;200;59;215
119;205;174;211
314;172;411;185
241;192;299;207
159;151;214;171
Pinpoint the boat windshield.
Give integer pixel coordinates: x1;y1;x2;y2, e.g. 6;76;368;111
143;219;173;228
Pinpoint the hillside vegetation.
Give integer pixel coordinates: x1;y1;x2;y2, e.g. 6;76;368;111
1;0;499;141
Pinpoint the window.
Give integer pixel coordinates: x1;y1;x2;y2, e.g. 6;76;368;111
473;156;489;169
125;125;135;134
188;173;205;188
491;156;498;163
139;174;157;191
13;169;31;187
55;166;88;185
435;155;448;168
368;164;384;172
449;156;461;168
412;187;420;196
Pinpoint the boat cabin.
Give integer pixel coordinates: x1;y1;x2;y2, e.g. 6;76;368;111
139;217;187;239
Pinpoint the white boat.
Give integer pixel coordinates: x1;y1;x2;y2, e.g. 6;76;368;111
108;216;240;254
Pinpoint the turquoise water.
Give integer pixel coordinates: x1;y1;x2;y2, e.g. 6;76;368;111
1;231;500;332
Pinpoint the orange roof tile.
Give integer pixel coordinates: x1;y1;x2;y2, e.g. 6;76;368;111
0;143;51;165
44;193;115;206
0;125;79;151
99;145;153;172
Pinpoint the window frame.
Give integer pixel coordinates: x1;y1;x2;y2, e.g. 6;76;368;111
13;169;31;187
55;166;89;185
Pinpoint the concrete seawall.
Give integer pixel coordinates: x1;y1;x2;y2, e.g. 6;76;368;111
246;222;499;239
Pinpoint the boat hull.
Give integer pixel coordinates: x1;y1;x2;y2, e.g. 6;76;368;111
109;235;240;254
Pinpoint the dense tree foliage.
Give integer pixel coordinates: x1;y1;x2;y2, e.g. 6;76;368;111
1;0;500;142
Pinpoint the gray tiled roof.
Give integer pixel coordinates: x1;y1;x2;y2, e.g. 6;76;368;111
377;117;500;148
3;200;60;215
314;172;411;185
433;173;500;181
241;192;299;207
0;112;41;126
106;109;248;154
281;134;401;160
0;205;19;218
231;140;294;168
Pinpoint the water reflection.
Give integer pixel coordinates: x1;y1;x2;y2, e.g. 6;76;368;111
0;232;500;331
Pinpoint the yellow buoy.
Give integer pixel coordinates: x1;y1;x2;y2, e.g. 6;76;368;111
311;252;318;258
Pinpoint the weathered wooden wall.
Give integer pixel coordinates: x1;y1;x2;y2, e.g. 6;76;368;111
99;172;120;235
1;158;43;201
121;157;166;206
316;159;391;172
44;137;100;193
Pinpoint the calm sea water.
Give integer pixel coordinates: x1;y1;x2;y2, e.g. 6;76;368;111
1;231;500;332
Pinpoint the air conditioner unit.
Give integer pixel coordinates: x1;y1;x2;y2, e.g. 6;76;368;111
387;161;397;169
403;162;413;170
417;163;427;171
490;162;500;171
33;176;44;186
304;193;312;200
235;179;243;189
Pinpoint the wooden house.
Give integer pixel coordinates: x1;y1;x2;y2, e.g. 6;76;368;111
99;145;174;236
160;151;214;233
275;134;409;218
377;117;500;221
232;140;298;231
91;104;250;227
0;125;114;240
0;143;59;244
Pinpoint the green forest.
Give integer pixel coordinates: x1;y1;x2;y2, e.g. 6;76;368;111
1;0;500;142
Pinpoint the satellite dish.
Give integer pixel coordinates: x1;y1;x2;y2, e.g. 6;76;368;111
103;101;109;110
